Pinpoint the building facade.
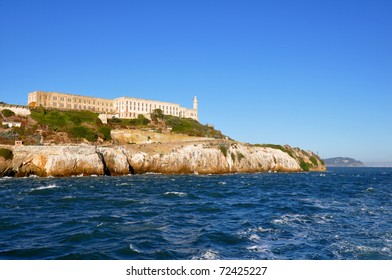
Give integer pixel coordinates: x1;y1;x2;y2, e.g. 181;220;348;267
114;96;198;120
27;91;198;121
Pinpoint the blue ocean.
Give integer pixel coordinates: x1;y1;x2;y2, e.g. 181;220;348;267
0;168;391;260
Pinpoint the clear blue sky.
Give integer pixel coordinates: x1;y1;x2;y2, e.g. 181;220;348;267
1;0;391;162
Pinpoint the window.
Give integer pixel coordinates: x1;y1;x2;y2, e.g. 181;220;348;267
53;96;57;100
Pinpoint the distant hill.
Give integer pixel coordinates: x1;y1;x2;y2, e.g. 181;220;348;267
324;157;364;167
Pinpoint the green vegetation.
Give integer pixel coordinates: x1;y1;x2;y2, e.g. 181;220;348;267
231;152;236;162
255;144;295;158
299;159;310;171
219;145;228;157
151;109;164;122
30;109;102;142
10;107;227;144
31;109;98;130
237;151;245;161
309;156;318;166
1;109;15;117
108;114;150;127
164;115;225;139
71;126;97;142
0;148;13;160
98;126;112;141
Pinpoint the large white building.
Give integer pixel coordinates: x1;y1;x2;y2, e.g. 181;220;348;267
27;91;198;121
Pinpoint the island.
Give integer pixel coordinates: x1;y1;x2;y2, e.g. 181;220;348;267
0;92;326;177
323;157;364;167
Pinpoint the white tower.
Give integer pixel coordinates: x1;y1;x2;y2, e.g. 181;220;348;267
193;96;198;110
193;96;199;121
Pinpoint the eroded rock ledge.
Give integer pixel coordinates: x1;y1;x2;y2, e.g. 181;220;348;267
0;141;325;177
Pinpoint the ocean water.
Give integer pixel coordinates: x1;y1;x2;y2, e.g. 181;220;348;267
0;168;391;260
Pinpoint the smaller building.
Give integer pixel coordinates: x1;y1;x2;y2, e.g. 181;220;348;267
2;121;22;128
15;140;23;146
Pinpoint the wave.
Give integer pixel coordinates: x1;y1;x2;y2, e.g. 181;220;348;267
164;191;187;197
272;214;310;225
192;249;220;260
129;244;142;254
246;244;277;259
30;184;59;192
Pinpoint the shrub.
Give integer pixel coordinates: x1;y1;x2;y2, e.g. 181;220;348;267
2;109;15;117
164;115;225;139
237;151;245;161
255;144;295;158
309;156;318;166
219;145;228;157
71;126;97;142
136;114;150;125
0;148;13;160
98;126;112;141
299;159;310;171
109;117;122;124
151;109;164;122
231;152;236;162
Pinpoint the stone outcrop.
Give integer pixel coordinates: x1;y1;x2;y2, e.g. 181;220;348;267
0;141;325;177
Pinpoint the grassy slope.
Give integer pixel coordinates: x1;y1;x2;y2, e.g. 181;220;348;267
0;108;227;144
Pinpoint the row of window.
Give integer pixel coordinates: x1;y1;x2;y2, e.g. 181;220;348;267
51;96;111;107
117;102;179;112
51;102;111;112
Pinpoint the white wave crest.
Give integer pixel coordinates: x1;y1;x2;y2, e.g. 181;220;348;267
31;184;59;191
192;249;220;260
246;244;277;259
272;214;310;225
164;191;187;197
129;244;142;253
249;234;261;242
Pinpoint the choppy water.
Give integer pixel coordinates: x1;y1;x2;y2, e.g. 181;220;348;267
0;168;391;260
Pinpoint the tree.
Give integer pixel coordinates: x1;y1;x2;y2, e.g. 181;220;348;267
1;109;15;117
151;108;164;122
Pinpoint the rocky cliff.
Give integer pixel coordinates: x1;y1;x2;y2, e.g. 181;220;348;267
0;141;325;177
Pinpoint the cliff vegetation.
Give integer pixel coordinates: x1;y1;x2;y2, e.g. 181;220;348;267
0;107;226;145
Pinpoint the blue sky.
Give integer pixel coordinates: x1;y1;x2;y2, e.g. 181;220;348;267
1;0;391;162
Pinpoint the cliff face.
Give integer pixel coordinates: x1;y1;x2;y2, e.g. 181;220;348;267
0;141;325;177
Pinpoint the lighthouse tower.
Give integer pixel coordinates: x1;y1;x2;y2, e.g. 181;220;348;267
193;96;198;110
193;96;198;120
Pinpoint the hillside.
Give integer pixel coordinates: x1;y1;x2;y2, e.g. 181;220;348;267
324;157;364;167
0;107;227;145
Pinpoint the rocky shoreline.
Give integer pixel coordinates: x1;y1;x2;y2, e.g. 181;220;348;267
0;141;326;177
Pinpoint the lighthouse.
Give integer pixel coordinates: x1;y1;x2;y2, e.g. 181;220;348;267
193;96;199;120
193;96;198;110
